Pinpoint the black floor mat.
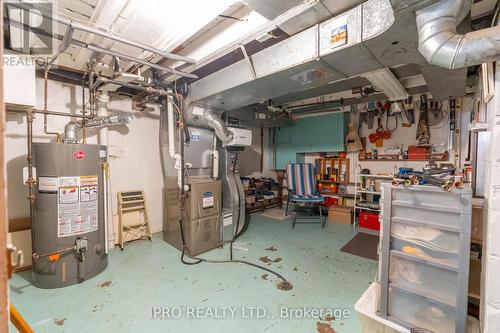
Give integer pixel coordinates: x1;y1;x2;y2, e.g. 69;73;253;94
340;232;379;261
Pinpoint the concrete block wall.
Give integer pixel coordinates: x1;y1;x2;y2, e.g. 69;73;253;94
481;62;500;332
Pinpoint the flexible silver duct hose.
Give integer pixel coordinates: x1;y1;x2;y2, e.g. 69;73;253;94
202;109;234;145
416;0;500;69
64;112;135;142
80;112;135;128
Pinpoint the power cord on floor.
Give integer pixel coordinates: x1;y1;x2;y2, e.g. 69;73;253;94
178;215;291;287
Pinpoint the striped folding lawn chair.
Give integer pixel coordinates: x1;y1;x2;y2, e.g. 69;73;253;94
285;163;325;228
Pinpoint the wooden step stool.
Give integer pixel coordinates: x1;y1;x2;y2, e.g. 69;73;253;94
117;191;152;250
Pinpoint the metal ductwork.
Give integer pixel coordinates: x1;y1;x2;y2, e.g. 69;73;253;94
186;0;397;111
186;0;473;107
185;105;234;145
416;0;500;69
64;113;135;142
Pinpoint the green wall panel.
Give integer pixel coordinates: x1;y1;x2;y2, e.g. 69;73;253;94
272;113;349;169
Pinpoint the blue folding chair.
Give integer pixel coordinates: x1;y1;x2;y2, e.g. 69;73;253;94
285;163;325;228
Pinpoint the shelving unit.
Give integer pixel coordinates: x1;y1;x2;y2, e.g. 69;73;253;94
359;150;449;162
316;158;350;182
243;177;283;214
314;157;353;207
246;198;282;213
353;173;394;233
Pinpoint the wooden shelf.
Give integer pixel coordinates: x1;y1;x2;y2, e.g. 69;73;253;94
9;217;31;233
354;205;380;212
317;180;348;184
315;157;350;185
320;191;355;198
246;198;281;213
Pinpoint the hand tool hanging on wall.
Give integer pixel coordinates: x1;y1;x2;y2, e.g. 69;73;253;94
402;96;414;127
416;94;431;145
369;105;392;147
358;102;368;127
367;101;376;129
346;122;364;152
403;96;415;127
386;101;400;132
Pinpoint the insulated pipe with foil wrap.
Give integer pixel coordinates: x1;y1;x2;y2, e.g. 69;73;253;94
416;0;500;69
63;113;135;142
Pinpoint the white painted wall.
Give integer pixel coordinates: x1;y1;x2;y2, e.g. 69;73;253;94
481;62;500;333
4;78;164;235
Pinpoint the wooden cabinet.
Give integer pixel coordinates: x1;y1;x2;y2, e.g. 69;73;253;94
273;113;348;169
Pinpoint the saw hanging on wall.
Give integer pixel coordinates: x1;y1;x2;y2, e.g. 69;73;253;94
367;102;392;147
416;94;431;145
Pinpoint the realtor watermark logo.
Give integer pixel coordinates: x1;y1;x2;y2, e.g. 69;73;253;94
3;1;57;68
4;1;53;55
149;306;351;320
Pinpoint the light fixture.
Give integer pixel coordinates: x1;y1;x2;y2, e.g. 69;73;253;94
361;68;409;101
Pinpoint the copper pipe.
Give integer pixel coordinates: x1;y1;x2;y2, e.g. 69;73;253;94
26;109;37;255
82;79;87;143
8;108;96;119
43;67;61;142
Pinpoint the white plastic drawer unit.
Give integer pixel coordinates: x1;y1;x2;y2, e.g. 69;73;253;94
391;223;460;266
388;287;457;333
391;188;465;208
389;255;459;306
389;204;461;229
378;185;471;333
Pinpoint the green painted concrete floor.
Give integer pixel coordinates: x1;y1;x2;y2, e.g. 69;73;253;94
10;213;378;333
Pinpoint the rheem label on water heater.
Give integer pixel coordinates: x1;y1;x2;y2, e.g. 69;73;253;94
202;191;214;209
57;175;98;237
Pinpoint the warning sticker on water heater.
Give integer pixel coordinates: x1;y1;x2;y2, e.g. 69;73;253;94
57;175;98;237
202;191;214;209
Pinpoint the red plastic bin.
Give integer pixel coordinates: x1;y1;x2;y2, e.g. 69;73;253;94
323;197;339;207
359;211;380;231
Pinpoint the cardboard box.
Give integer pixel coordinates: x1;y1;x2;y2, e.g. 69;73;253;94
328;205;353;224
245;195;256;204
469;258;481;299
471;205;483;244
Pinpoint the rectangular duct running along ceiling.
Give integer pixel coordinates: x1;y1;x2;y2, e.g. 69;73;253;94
361;68;409;101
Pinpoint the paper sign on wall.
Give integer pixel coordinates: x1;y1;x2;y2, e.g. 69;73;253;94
330;16;348;48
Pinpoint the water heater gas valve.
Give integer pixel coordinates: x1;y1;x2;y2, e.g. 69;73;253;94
75;238;88;262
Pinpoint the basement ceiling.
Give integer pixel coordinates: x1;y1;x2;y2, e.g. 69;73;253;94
6;0;237;71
